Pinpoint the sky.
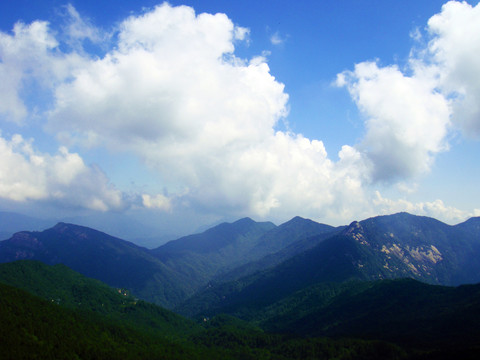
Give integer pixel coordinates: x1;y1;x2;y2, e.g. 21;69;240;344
1;0;480;239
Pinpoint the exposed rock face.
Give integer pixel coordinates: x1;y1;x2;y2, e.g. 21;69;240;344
340;213;480;285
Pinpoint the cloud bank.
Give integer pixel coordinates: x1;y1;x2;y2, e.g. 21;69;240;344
0;1;479;224
0;134;124;210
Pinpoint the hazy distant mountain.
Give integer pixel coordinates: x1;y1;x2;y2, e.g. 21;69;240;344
0;211;180;248
154;217;276;256
178;212;480;317
0;222;193;308
60;212;182;247
217;216;343;282
151;218;277;288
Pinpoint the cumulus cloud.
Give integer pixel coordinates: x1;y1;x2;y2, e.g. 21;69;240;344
0;134;125;211
1;1;480;223
373;191;480;224
0;19;84;123
426;0;480;137
142;194;171;211
337;61;451;181
337;1;480;183
0;21;55;123
45;3;377;220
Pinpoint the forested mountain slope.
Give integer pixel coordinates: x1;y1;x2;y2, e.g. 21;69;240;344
178;213;480;317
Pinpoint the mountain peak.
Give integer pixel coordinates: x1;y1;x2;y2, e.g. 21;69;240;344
286;216;308;224
343;220;362;233
49;222;115;240
52;222;70;230
232;217;255;226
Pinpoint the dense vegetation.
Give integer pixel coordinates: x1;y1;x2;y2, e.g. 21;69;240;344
0;281;211;360
0;261;412;359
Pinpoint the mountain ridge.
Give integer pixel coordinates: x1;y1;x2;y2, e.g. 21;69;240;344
0;222;194;308
2;212;480;312
177;212;480;317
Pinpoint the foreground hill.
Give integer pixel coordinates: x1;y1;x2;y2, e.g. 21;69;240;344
261;279;480;345
0;282;209;360
0;260;409;360
0;260;199;339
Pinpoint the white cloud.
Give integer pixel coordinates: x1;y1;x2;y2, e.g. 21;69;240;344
44;4;384;222
0;19;85;123
373;191;478;224
234;26;250;41
61;3;105;51
337;0;480;183
0;134;125;211
270;31;285;45
1;2;480;224
426;0;480;137
0;21;55;123
142;193;171;211
337;61;451;181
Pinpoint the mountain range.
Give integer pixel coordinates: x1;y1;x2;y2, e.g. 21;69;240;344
1;211;480;358
1;212;480;310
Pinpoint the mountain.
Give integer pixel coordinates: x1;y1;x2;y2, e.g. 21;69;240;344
0;222;193;308
151;217;277;287
61;212;182;247
3;213;480;359
154;217;276;257
3;212;480;314
178;212;480;317
152;216;341;287
242;216;337;257
343;212;480;285
217;216;343;282
0;217;298;308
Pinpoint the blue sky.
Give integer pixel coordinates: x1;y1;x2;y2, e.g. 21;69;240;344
1;0;480;238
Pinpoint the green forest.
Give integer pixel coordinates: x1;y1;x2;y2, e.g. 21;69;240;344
1;260;480;359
